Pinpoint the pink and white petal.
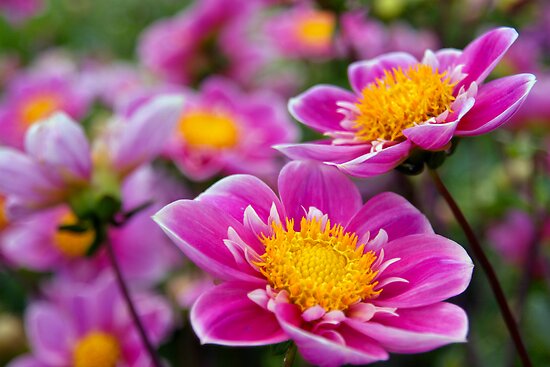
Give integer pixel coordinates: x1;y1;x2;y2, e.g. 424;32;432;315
374;234;473;308
288;85;356;133
456;73;536;136
25;113;91;182
1;224;60;271
153;200;263;283
434;48;462;70
456;27;518;90
275;303;389;367
278;160;362;225
191;282;287;346
110;94;184;176
331;140;412;178
348;52;418;94
26;303;74;365
197;174;283;223
346;192;433;243
6;355;50;367
346;302;468;353
403;97;475;150
275;141;371;165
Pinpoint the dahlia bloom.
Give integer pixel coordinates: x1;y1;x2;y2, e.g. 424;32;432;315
7;272;173;367
277;27;536;177
0;70;91;149
154;161;473;366
0;95;183;217
163;77;298;181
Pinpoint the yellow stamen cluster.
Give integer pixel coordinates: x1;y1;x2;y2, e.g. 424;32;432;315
354;64;456;142
257;218;380;312
0;197;8;230
20;94;61;127
178;109;239;149
53;212;95;258
73;332;120;367
296;11;335;47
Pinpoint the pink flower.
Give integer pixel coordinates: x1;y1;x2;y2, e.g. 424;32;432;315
0;69;91;149
154;160;473;366
0;95;183;217
7;272;173;367
0;0;43;24
163;77;298;181
276;27;536;177
138;0;266;86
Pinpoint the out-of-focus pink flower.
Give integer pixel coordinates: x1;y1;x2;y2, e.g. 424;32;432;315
264;5;338;59
277;27;536;177
0;95;183;217
7;272;173;367
162;77;298;181
154;160;473;366
0;0;43;24
168;273;216;310
0;70;91;149
138;0;266;86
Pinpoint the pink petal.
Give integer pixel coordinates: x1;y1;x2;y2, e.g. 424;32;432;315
348;52;418;94
332;140;412;178
346;302;468;353
275;141;371;164
278;160;362;225
456;73;536;136
275;303;389;367
153;200;263;283
197;174;283;223
133;292;174;345
6;355;50;367
289;85;356;133
374;234;473;308
191;282;287;346
346;192;433;244
456;27;518;90
434;48;462;70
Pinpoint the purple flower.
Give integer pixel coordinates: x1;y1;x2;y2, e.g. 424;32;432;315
277;27;536;177
0;0;43;24
154;161;473;366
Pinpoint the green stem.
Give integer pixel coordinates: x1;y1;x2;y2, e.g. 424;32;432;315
283;342;297;367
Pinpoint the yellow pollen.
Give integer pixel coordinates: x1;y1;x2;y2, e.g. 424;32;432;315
20;94;61;127
53;212;95;258
177;109;239;149
295;11;335;47
0;197;8;230
73;332;120;367
256;217;380;312
354;64;456;142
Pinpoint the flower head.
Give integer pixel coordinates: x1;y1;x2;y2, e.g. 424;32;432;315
154;160;473;366
277;27;536;177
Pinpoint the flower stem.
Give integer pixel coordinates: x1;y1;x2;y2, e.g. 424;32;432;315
105;238;163;367
283;342;297;367
428;168;532;367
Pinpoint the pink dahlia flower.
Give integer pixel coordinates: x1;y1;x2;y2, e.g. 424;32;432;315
7;272;173;367
163;77;298;181
277;27;536;177
0;70;91;149
154;160;473;366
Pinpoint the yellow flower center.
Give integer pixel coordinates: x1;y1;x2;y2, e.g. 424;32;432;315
20;94;61;127
0;197;8;231
53;212;95;258
354;64;456;142
177;109;239;149
73;332;120;367
257;217;380;312
295;11;335;47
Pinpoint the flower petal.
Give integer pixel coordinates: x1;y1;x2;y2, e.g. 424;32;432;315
278;161;362;225
456;74;536;136
331;141;412;178
275;141;371;164
191;282;287;346
289;85;356;133
346;192;433;244
153;200;263;283
434;48;462;70
346;302;468;353
374;234;473;308
348;52;418;94
6;355;50;367
456;27;518;90
275;302;389;367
